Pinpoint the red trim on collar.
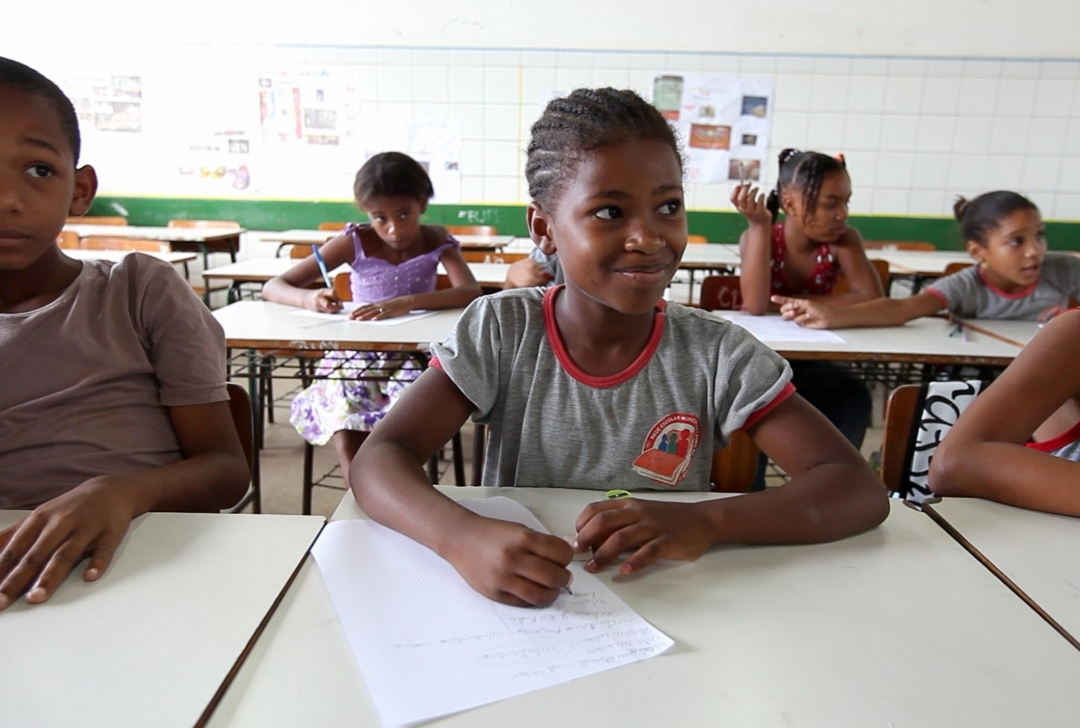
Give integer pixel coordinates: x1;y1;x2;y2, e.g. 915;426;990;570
977;265;1038;300
542;285;666;389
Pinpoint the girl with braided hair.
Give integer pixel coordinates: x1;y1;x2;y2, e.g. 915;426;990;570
350;88;887;608
732;150;883;480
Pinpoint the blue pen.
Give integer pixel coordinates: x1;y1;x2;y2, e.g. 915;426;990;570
311;245;333;289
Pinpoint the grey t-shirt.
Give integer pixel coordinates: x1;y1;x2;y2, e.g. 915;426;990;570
925;253;1080;319
431;287;793;491
0;255;228;509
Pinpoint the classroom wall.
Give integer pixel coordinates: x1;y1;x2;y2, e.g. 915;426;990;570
5;1;1080;245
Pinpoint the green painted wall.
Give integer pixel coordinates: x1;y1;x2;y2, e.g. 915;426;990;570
89;196;1080;251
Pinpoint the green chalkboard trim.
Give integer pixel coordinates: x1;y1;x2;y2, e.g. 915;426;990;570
88;196;1080;251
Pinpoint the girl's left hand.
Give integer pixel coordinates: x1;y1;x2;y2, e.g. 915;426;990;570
349;298;410;321
573;499;714;575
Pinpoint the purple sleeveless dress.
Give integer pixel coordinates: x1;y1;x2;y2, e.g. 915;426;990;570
289;224;459;445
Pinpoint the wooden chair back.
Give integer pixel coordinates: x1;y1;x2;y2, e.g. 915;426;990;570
318;222;348;231
446;225;498;236
67;216;127;226
224;383;258;513
880;384;923;493
289;244;314;259
167;219;241;229
333;271;352;301
699;275;743;311
687;234;708;243
80;236;169;252
709;430;760;493
56;230;80;249
944;262;973;276
461;251;529;264
864;241;936;251
834;258;889;296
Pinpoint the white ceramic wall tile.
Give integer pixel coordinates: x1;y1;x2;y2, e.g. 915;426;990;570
1020;157;1062;192
880;115;919;151
415;49;449;66
809;75;849;112
851;58;888;76
1027;191;1056;215
355;67;379;101
483;104;519;141
909;189;948;215
771;112;808;148
702;55;741;73
983;156;1026;190
558;51;595;69
592;52;631;70
741;55;778;74
342;48;379;65
962;60;1001;79
450;103;485;138
925;59;962;77
484;50;520;68
1065;120;1080;155
1059;157;1080;191
459;140;485;175
845;152;878;192
1054;193;1080;220
627;70;655;98
842;114;882;150
994;79;1038;116
449;66;485;103
521;50;558;68
484;66;520;104
630;52;667;70
951;117;993;154
556;67;594;94
776;56;813;74
1026;118;1068;156
957;77;998;116
1000;61;1040;80
450;49;485;67
460;177;484;202
910;153;951;189
883;76;923;113
812;57;851;75
669;53;703;71
988;117;1031;154
806;112;845;149
376;65;414;103
305;47;342;66
947;155;989;190
888;59;926;77
871;188;909;213
414;102;449;121
1039;61;1078;80
774;74;813;111
377;101;413;120
846;75;886;113
484;176;520;203
920;76;960;114
1033;79;1074;117
413;66;450;103
521;67;558;104
875;152;914;188
694;184;733;210
914;116;956;153
591;67;631;88
848;187;873;214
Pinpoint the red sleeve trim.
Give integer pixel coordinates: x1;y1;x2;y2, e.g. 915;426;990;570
743;381;797;430
923;286;949;311
430;356;444;371
1026;418;1080;453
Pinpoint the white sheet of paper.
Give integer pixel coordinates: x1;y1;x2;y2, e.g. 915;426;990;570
722;313;847;343
312;497;674;727
291;303;438;327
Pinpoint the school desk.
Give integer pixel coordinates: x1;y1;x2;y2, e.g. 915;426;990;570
255;228;516;250
925;499;1080;649
203;490;1080;728
959;318;1041;349
0;510;324;728
63;223;244;261
62;247;199;267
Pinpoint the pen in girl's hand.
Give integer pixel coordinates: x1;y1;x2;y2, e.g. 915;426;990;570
312;245;334;289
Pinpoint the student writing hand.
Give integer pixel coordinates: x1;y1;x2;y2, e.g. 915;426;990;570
444;517;574;607
573;499;715;575
305;288;342;313
0;477;139;609
349;298;410;321
730;183;771;227
771;295;834;328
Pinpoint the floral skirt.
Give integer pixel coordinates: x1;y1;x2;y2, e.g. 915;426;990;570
289;350;423;446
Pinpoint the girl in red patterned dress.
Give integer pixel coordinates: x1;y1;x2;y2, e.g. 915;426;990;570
731;149;884;486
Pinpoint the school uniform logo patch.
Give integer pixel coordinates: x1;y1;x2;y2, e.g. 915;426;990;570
632;413;700;487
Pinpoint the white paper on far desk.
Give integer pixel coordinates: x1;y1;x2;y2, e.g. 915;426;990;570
312;497;674;727
291;303;438;327
722;313;847;343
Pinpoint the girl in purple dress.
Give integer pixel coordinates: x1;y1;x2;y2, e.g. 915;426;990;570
263;152;482;485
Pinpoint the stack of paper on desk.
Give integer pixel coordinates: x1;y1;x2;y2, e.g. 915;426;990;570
312;497;673;726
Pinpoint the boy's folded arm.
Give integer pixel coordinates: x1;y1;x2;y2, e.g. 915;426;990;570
0;401;249;609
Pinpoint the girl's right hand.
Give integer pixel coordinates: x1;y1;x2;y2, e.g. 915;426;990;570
771;295;834;328
305;288;342;313
730;183;771;226
445;517;574;607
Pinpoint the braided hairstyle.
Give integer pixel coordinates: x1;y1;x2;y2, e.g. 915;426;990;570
353;152;435;208
953;191;1038;246
525;87;682;209
765;149;847;224
0;57;81;164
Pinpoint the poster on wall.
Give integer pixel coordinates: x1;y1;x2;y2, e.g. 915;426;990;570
176;132;254;195
67;75;144;133
652;73;772;184
258;69;359;147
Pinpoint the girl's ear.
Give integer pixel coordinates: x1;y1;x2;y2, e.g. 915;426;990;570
779;187;797;218
68;165;98;217
418;199;429;214
527;202;556;255
965;239;985;264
